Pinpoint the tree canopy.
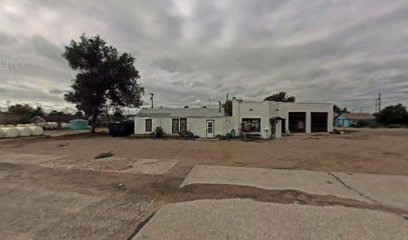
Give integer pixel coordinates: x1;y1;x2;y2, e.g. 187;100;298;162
264;92;295;102
333;105;350;113
377;104;408;125
223;100;232;116
8;104;44;123
63;35;144;132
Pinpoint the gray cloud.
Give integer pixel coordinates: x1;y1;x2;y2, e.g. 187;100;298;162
0;0;407;112
151;57;192;73
49;88;66;94
0;32;17;46
32;35;65;63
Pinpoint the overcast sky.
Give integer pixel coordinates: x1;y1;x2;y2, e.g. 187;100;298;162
1;0;407;113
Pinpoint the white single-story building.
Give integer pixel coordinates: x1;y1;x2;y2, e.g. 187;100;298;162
134;108;224;138
134;98;333;139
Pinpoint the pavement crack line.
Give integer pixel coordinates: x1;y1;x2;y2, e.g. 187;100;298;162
327;172;379;205
126;211;156;240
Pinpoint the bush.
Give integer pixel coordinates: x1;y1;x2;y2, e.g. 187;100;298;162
179;131;196;139
356;120;369;127
152;126;165;138
215;134;224;140
368;122;381;128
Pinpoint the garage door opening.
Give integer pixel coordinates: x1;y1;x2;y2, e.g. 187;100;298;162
311;112;328;132
289;112;306;133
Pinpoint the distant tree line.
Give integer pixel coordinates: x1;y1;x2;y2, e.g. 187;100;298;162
334;103;408;128
7;104;44;123
333;105;350;114
376;104;408;126
6;104;85;124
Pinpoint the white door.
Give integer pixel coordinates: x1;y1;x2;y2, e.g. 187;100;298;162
206;120;215;138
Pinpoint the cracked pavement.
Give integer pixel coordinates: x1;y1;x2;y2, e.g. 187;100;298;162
180;165;408;210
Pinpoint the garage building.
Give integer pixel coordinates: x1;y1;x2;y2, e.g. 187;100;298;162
134;98;333;139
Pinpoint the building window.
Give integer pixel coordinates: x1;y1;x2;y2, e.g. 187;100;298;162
172;119;179;133
180;118;187;132
242;118;261;132
145;119;152;132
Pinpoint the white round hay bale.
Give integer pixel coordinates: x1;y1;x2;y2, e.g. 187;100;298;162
0;128;5;138
61;123;70;129
42;123;49;130
44;122;58;130
51;122;58;129
29;126;44;136
43;122;53;130
16;127;32;137
2;127;20;138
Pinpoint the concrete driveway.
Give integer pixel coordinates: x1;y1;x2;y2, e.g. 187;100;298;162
133;199;408;240
180;165;408;210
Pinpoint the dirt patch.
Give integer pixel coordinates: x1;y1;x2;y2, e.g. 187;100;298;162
1;128;407;175
1;128;408;239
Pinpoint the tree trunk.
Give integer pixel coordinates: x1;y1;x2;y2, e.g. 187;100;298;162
91;113;97;133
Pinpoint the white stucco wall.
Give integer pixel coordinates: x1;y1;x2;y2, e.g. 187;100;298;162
232;100;271;139
135;101;333;139
134;116;223;138
187;117;223;138
223;117;234;135
135;117;173;135
233;99;333;138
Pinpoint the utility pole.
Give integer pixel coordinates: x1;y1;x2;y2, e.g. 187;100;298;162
376;93;381;113
150;93;154;109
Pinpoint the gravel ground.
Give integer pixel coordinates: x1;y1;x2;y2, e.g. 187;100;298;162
0;166;155;240
1;128;407;175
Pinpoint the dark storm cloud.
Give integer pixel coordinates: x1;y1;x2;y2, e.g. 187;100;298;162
1;0;408;111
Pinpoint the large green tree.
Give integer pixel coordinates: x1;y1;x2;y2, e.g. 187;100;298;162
63;35;144;132
264;92;295;102
377;104;408;125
